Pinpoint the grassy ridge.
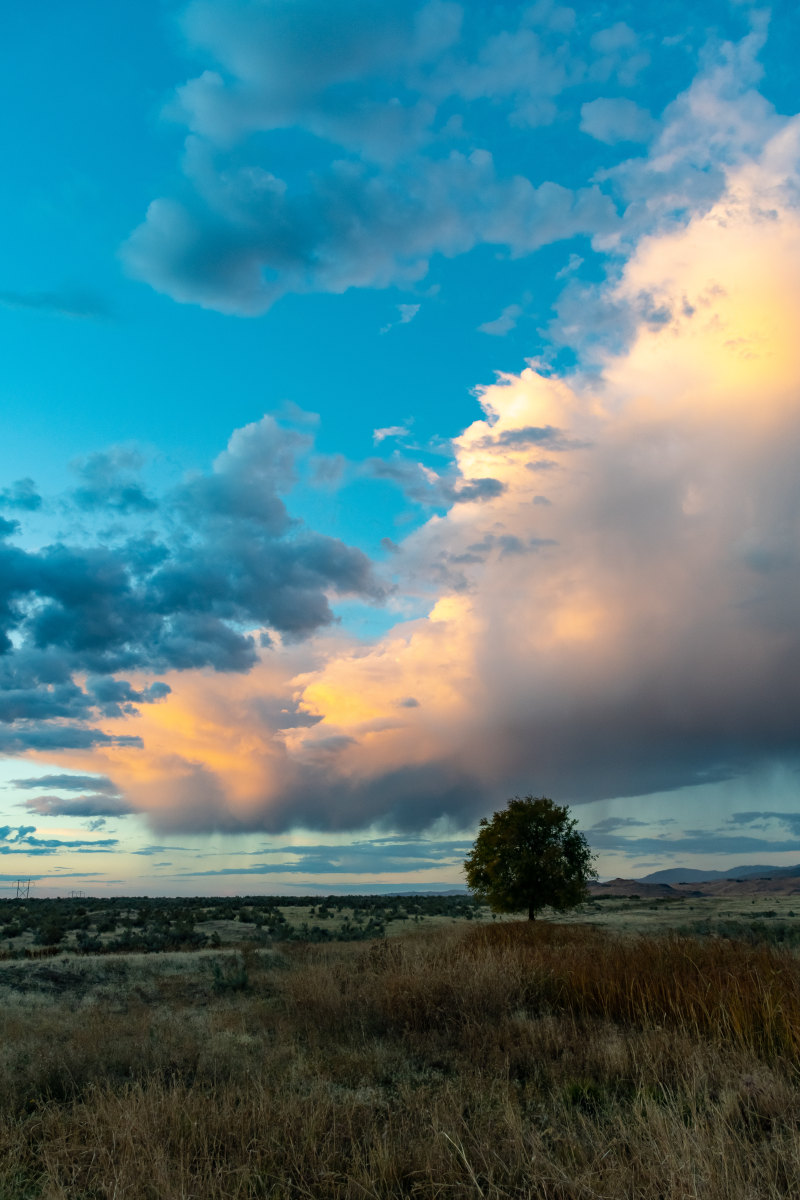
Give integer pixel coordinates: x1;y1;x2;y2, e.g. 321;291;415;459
2;922;800;1197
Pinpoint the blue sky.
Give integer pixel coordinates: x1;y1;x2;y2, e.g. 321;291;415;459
2;0;800;894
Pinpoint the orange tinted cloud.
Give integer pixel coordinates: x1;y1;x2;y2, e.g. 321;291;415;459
30;117;800;832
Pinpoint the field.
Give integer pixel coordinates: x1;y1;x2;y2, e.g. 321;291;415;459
2;894;800;1198
0;894;481;957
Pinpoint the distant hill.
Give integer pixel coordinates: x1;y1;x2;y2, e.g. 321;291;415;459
587;864;800;900
641;864;800;885
587;878;679;899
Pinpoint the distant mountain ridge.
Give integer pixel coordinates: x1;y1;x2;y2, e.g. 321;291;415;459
588;863;800;900
639;864;800;884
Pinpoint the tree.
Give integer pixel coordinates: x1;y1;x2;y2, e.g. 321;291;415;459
464;796;596;921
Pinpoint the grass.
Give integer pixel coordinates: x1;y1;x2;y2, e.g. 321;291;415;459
2;920;800;1197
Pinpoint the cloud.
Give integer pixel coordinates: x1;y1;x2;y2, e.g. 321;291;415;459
120;0;632;314
71;448;158;514
380;304;421;334
580;98;656;144
0;415;384;753
6;17;800;847
474;424;588;452
478;304;522;337
0;725;144;753
367;453;505;507
589;817;649;834
0;825;119;855
587;832;800;858
729;811;800;835
23;794;135;818
373;426;411;444
124;148;617;315
179;835;471;877
69;104;800;837
10;773;118;792
0;290;109;320
0;479;42;511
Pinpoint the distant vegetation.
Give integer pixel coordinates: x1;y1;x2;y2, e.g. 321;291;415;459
0;893;480;957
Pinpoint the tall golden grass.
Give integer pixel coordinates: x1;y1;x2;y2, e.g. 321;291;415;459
2;922;799;1198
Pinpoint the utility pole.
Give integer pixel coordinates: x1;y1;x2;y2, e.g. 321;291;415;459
13;878;31;900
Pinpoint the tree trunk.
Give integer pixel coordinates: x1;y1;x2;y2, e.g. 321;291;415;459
528;905;536;921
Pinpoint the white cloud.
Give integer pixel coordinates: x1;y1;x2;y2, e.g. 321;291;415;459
580;98;656;144
478;303;522;336
380;304;421;334
373;425;411;444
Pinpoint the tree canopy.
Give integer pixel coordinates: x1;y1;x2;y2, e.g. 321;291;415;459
464;796;596;920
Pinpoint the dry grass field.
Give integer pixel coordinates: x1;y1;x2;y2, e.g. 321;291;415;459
2;912;800;1199
555;892;800;938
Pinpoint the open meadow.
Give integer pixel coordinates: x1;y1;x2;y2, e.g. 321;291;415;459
2;893;800;1198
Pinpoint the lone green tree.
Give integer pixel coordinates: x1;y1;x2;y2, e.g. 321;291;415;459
464;796;596;921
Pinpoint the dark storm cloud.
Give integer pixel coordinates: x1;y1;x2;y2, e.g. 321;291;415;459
122;0;620;313
0;415;384;752
144;756;486;836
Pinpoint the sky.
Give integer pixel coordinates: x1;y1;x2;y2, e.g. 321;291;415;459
2;0;800;896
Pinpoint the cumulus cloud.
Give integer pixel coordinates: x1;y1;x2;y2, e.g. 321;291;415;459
71;448;158;514
7;17;800;848
62;103;800;837
124;146;617;315
0;415;384;753
120;0;637;314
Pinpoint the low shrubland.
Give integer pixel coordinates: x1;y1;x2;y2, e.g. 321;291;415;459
1;921;799;1198
0;894;479;956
